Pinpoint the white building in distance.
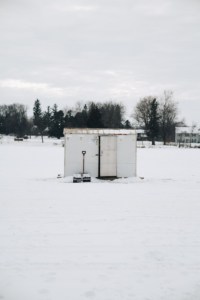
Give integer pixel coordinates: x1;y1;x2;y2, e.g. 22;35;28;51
175;127;200;144
63;128;137;178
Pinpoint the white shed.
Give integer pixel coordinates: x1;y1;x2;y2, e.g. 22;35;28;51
63;128;137;178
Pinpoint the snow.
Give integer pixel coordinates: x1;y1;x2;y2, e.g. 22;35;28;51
63;128;137;135
1;137;200;300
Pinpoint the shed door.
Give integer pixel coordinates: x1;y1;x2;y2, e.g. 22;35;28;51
100;136;117;177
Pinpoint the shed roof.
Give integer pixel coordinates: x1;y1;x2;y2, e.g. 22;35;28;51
63;128;137;135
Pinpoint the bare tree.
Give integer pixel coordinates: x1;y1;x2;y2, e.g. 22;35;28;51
133;96;151;129
189;122;197;147
159;90;178;145
133;96;159;145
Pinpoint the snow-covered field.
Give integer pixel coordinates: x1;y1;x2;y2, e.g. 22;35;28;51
1;136;200;300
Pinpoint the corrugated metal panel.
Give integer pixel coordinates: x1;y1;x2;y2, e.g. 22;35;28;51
100;136;117;177
117;135;137;177
64;134;98;177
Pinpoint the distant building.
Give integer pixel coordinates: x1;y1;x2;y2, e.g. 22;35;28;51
175;127;200;144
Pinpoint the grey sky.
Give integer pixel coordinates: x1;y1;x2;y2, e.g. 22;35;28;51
0;0;200;124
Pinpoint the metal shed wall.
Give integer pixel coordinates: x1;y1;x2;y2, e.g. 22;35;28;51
100;136;117;177
64;134;98;177
117;135;137;177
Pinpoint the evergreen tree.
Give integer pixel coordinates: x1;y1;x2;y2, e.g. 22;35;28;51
33;100;42;126
124;120;132;129
49;104;64;138
113;104;124;128
74;112;87;127
148;98;160;145
33;99;46;142
64;110;75;128
42;106;52;136
87;102;103;128
100;102;124;128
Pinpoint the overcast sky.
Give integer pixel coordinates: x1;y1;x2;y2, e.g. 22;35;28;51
0;0;200;124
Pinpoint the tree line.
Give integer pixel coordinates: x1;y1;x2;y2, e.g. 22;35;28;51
0;90;183;144
133;90;181;145
0;100;128;142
